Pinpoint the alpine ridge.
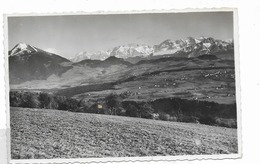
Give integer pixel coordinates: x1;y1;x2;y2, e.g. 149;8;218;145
8;36;234;86
70;37;234;62
153;36;234;58
9;43;38;56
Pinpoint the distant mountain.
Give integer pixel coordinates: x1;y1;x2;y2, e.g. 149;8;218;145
153;37;234;58
73;56;132;68
9;43;38;57
69;51;93;62
71;37;233;63
71;43;153;62
110;43;153;59
70;50;111;62
9;37;234;86
9;43;71;84
101;56;132;67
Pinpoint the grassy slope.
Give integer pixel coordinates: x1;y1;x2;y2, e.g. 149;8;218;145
11;107;238;159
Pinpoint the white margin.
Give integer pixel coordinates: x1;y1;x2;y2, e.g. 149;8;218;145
4;8;242;164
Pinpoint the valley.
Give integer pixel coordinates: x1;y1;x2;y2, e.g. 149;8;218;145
11;54;236;105
8;36;237;128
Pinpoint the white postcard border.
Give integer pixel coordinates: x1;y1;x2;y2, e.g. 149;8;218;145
4;8;242;164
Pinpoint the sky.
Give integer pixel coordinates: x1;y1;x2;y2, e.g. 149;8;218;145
8;12;233;58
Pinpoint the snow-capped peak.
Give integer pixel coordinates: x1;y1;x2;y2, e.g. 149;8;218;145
70;50;111;62
71;44;154;62
71;36;234;62
10;43;38;56
16;43;28;50
110;44;154;59
153;36;233;57
70;51;92;62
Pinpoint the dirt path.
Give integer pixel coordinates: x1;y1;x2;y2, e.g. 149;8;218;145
10;107;238;159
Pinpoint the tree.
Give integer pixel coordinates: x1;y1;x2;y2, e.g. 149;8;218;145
159;113;170;121
38;92;56;109
104;93;121;115
125;103;140;117
140;102;154;119
10;91;22;107
20;92;39;108
54;96;78;111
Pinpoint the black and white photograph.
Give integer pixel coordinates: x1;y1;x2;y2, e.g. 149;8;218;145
6;10;241;162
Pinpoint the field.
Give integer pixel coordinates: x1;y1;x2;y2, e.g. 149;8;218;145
11;107;238;159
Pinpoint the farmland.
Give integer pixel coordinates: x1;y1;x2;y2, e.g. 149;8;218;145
11;107;238;159
11;56;236;105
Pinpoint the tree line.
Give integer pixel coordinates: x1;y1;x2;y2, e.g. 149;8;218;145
10;91;81;112
9;91;237;128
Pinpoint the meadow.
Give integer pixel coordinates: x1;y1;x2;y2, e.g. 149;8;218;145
11;107;238;159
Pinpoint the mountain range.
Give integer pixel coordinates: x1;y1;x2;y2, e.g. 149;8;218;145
70;36;234;62
8;36;235;103
8;36;236;105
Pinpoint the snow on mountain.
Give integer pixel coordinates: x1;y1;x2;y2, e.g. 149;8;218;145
71;44;153;62
153;39;187;53
9;43;70;84
70;50;111;62
92;50;111;60
185;37;196;46
153;48;181;56
70;52;92;62
154;37;234;57
110;44;153;59
9;43;38;56
70;37;234;62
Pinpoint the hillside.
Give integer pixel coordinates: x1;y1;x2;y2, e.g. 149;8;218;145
9;43;71;84
58;56;236;104
11;107;238;159
73;56;132;68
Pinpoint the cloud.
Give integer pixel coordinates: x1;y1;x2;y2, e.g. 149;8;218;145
45;48;59;54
